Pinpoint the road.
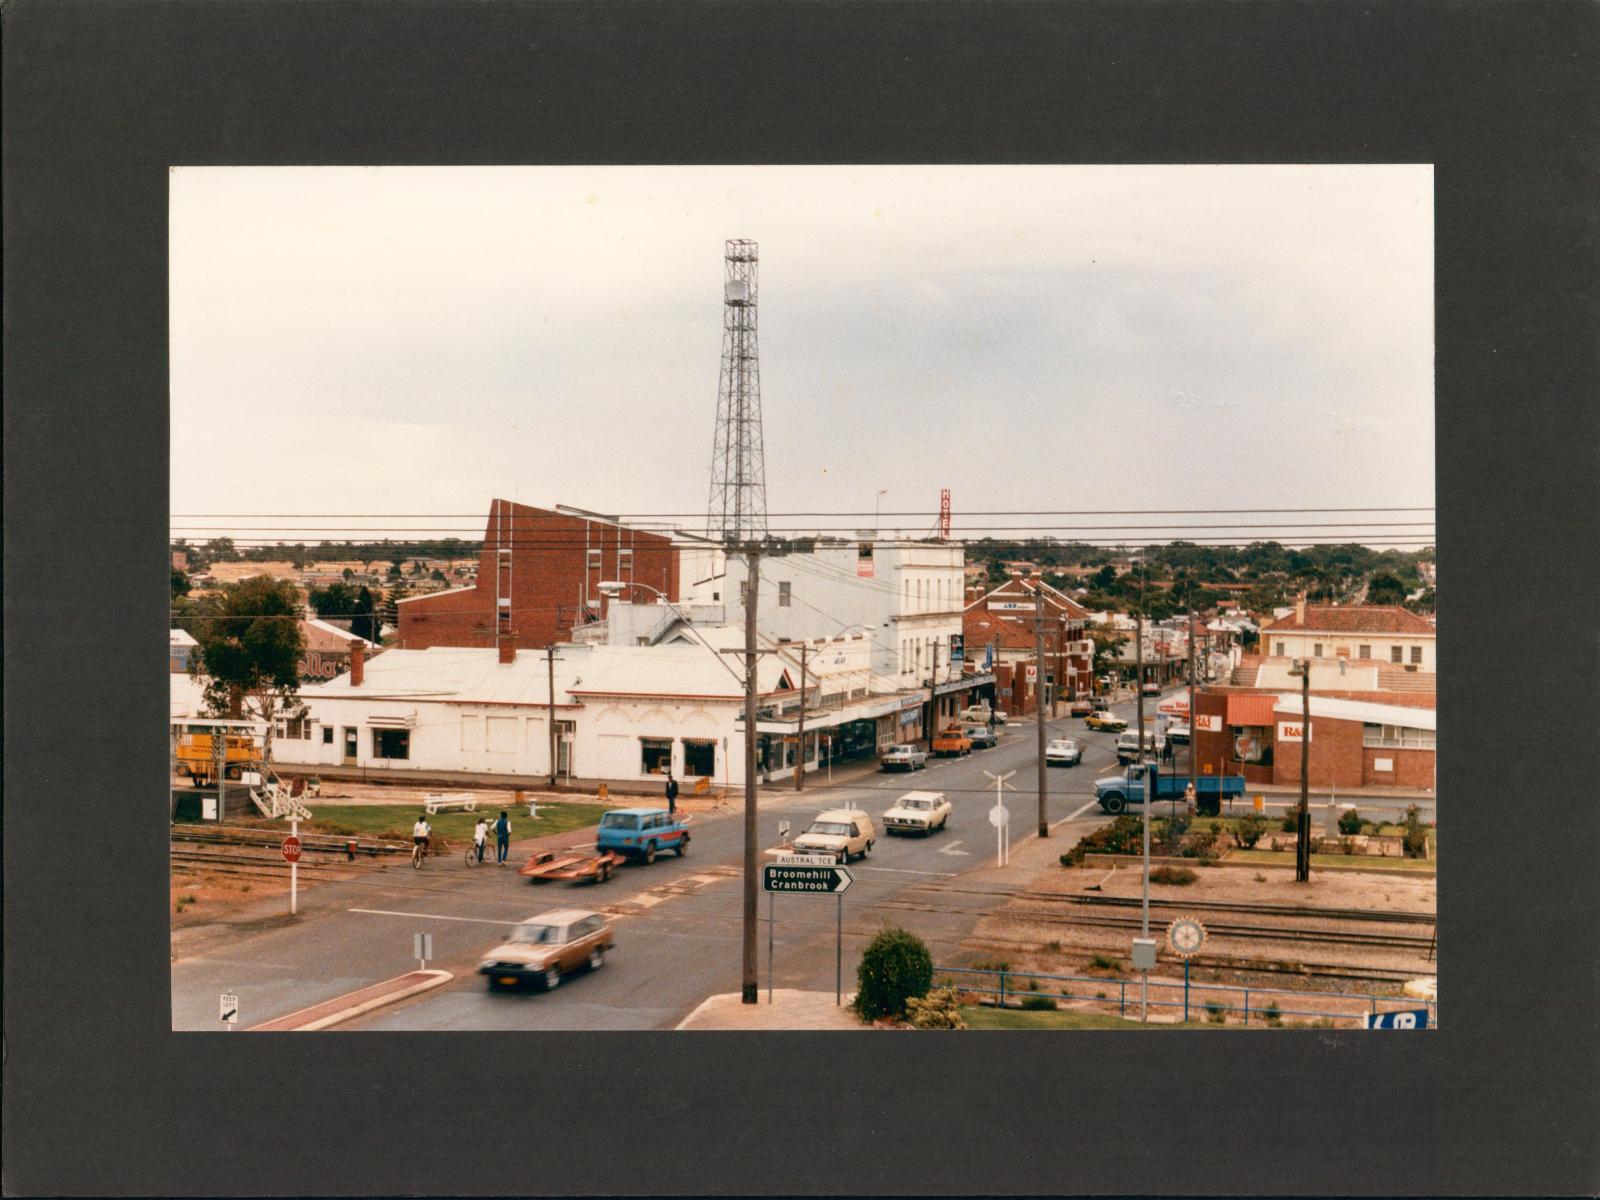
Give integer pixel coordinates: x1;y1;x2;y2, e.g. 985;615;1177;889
170;684;1433;1031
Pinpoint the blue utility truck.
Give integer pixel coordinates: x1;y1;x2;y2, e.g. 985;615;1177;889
1094;770;1247;817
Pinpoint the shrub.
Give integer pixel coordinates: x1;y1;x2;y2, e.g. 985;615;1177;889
1020;994;1057;1011
1063;815;1145;864
1150;865;1198;886
970;958;1010;973
1338;836;1357;856
1235;814;1268;849
1338;808;1364;835
853;927;934;1021
1263;1002;1282;1026
1402;804;1430;858
1205;1000;1226;1023
1089;953;1122;971
1026;977;1040;991
1252;872;1267;883
904;986;967;1029
1044;940;1062;952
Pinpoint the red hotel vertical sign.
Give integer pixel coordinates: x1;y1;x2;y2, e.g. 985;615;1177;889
939;489;951;539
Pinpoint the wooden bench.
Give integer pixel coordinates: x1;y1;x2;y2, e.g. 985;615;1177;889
424;793;477;815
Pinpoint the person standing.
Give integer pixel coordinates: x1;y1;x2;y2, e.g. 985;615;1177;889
664;771;679;817
494;810;511;865
472;815;488;864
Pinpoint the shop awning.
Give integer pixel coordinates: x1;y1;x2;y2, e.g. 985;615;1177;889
1225;694;1279;727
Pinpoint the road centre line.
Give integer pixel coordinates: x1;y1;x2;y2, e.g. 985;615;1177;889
349;907;515;925
850;865;958;877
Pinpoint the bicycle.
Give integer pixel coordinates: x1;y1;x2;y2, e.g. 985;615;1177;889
411;837;430;869
465;838;488;867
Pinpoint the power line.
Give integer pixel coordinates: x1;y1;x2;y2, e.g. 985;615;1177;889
172;506;1435;517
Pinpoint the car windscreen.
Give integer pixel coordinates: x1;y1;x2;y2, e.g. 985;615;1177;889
510;923;564;945
902;799;931;810
807;822;851;836
599;813;639;829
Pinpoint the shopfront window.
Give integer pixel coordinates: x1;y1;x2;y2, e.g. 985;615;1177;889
1230;725;1272;765
372;729;410;760
682;738;715;777
640;737;672;775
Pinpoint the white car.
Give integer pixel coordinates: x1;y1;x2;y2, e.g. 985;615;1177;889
880;744;929;772
1166;721;1191;744
793;809;877;862
882;790;952;836
1045;738;1083;767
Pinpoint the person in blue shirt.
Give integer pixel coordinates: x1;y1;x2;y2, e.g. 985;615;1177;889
494;810;511;864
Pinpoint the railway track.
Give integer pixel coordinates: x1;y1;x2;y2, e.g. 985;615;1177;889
1044;911;1435;953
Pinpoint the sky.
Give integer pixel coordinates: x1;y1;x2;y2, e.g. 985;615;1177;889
170;164;1433;549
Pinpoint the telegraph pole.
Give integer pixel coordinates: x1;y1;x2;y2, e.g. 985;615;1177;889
925;637;940;752
1187;608;1198;800
1034;585;1049;838
794;643;809;791
742;546;761;1002
1296;657;1311;882
547;644;558;788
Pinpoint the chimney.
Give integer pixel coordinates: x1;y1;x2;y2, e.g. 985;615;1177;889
498;631;517;665
349;640;365;687
1295;592;1307;625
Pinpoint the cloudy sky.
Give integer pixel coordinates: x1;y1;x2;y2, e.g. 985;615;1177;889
170;164;1433;548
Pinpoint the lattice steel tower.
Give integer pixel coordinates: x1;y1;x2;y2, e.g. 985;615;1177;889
706;239;769;546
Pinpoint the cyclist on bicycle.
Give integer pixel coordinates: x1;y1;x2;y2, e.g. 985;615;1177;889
412;814;432;860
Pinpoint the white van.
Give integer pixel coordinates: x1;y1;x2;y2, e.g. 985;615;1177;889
1115;729;1165;764
792;808;878;863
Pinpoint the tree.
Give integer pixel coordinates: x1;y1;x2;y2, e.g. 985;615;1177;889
351;587;380;643
342;567;355;581
430;568;447;582
853;927;933;1021
203;536;239;563
182;576;306;764
171;566;191;599
1366;571;1407;606
1085;624;1128;682
1090;564;1118;591
309;582;360;618
381;578;409;636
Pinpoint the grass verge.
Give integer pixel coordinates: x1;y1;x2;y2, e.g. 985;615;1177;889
961;1006;1212;1029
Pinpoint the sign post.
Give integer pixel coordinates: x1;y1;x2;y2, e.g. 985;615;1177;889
762;859;854;1005
414;931;433;972
983;769;1016;867
220;992;239;1030
281;823;303;915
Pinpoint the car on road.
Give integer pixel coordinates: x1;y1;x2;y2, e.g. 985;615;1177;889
478;909;615;991
793;809;877;862
882;790;952;835
595;807;690;863
1084;710;1128;732
1068;698;1096;717
960;705;1005;725
932;724;973;757
964;724;998;749
1166;720;1191;744
880;743;929;772
1116;729;1166;764
1141;682;1162;696
1045;738;1083;766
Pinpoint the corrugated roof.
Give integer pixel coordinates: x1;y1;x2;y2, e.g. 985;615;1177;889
1261;605;1435;635
1226;694;1280;726
1271;694;1436;730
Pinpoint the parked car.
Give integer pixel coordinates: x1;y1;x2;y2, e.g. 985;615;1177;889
958;704;1004;724
1166;720;1191;744
1115;729;1166;764
932;724;973;757
1085;710;1128;732
478;909;615;991
1068;698;1095;717
793;809;877;863
1141;682;1162;696
1045;738;1083;767
594;807;690;863
881;790;952;836
880;743;929;772
964;724;998;749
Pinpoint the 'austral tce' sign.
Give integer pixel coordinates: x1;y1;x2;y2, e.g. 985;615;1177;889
762;864;854;894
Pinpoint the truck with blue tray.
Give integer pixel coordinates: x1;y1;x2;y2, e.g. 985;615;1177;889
1094;770;1247;817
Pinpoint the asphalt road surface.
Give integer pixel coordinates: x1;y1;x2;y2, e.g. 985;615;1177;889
170;684;1432;1031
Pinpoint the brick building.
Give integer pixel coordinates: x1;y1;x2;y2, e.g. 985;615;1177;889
397;499;679;651
963;577;1092;715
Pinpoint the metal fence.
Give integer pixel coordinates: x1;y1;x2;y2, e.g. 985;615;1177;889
935;964;1436;1028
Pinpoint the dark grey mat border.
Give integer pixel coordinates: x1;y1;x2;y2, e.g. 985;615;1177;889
4;2;1598;1196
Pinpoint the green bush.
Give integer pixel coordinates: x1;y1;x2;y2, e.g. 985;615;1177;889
904;986;967;1029
1263;1002;1282;1026
854;927;934;1021
1089;953;1122;971
1205;1000;1226;1023
1150;865;1198;886
1337;808;1365;835
1235;814;1268;849
1281;810;1299;833
1062;815;1145;864
1020;994;1057;1011
1402;804;1430;859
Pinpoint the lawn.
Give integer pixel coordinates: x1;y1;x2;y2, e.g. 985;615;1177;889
264;802;612;845
961;1006;1213;1029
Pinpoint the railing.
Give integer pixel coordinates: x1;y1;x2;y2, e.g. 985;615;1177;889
935;964;1437;1028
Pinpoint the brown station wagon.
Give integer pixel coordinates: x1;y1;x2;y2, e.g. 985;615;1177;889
478;909;615;992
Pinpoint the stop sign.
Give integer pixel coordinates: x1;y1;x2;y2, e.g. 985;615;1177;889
281;835;303;863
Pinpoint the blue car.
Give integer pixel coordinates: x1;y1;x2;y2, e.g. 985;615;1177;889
595;807;690;864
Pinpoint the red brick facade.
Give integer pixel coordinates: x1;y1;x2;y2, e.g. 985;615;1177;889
398;499;679;651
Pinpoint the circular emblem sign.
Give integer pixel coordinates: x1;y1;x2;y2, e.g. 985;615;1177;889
1167;917;1206;956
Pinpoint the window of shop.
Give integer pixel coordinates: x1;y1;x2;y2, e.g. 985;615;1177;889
372;729;410;760
1410;646;1423;665
682;738;715;776
1230;725;1273;765
1358;644;1371;659
1362;723;1435;749
275;716;309;740
1274;641;1285;656
1390;646;1404;663
1313;643;1323;658
640;737;673;775
322;726;334;745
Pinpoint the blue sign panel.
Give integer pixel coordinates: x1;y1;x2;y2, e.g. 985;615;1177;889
1364;1009;1430;1029
984;643;995;670
949;634;964;665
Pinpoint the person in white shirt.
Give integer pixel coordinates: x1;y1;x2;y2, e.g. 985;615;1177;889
472;816;488;864
412;815;432;858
